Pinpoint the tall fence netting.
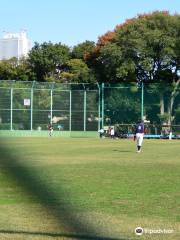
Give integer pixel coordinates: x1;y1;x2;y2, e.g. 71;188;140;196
0;81;179;135
0;81;99;131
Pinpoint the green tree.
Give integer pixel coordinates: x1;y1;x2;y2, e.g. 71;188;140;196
0;58;33;81
72;41;95;60
0;58;18;80
28;42;71;81
93;11;180;124
97;43;123;82
60;59;95;83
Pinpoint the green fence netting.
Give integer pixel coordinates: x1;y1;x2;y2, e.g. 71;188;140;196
0;81;179;134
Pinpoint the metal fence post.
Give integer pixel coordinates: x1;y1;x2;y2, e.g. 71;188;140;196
10;87;13;131
69;90;72;131
83;90;87;131
97;83;101;131
101;83;104;129
30;87;33;131
50;89;53;124
141;82;144;120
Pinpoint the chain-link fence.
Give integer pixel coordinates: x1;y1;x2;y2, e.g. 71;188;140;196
103;82;180;136
103;82;180;126
0;81;179;134
0;81;100;131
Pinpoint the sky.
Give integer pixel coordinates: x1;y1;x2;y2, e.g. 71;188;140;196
1;0;179;47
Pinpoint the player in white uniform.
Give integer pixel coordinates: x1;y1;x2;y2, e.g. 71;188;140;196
134;120;145;153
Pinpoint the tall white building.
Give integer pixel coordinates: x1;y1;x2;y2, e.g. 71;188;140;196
0;31;32;60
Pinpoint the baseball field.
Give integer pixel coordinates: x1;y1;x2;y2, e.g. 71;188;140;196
0;137;179;240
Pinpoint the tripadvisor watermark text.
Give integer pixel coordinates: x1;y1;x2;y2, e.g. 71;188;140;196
135;227;174;236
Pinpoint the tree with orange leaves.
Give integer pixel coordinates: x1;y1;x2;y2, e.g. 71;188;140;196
91;11;180;125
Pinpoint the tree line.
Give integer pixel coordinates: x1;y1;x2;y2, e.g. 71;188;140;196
0;11;179;84
0;11;180;125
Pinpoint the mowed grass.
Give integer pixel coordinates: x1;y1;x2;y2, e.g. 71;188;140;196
0;137;179;240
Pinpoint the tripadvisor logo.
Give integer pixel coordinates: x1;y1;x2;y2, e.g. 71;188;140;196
135;227;143;236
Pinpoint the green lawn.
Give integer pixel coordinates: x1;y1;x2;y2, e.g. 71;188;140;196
0;137;179;240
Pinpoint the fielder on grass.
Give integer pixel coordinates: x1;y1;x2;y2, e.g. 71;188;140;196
48;122;53;137
134;119;145;153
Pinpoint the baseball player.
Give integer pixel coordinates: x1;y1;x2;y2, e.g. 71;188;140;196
48;122;53;137
134;119;145;153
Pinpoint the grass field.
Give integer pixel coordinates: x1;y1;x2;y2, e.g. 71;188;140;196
0;137;179;240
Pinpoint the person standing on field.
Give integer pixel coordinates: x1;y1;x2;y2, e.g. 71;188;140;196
48;122;53;137
134;119;145;153
110;127;115;139
98;128;104;138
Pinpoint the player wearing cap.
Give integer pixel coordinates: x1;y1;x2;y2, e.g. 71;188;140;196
134;119;145;153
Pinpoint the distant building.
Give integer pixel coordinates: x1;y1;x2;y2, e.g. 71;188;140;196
0;31;32;60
